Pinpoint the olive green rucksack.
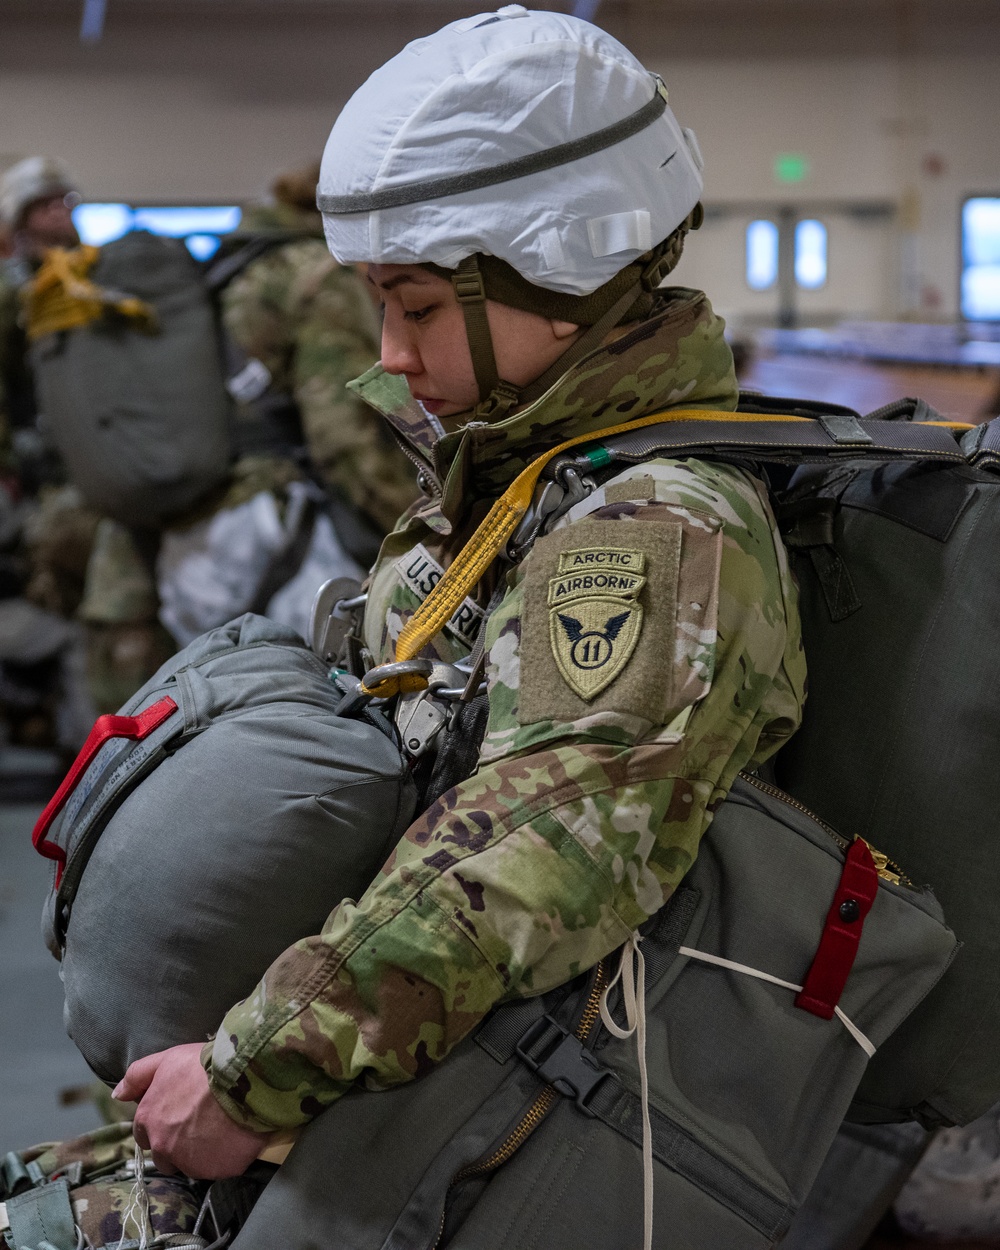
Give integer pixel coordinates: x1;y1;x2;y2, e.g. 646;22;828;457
773;426;1000;1128
226;775;953;1250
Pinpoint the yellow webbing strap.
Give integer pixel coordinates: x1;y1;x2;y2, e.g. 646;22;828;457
24;245;157;340
360;405;975;700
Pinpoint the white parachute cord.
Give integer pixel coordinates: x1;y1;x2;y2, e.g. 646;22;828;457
678;947;876;1058
120;1138;151;1250
599;933;653;1250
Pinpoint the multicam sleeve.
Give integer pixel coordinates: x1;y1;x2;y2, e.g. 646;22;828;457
290;259;420;533
221;241;419;534
206;460;805;1132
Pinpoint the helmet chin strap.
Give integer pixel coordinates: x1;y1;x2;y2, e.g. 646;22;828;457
450;205;703;423
451;256;521;419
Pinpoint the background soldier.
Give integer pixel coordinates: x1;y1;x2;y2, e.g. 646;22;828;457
0;158;97;750
74;163;420;711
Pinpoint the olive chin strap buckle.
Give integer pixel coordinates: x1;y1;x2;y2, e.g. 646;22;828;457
474;380;522;422
452;268;488;305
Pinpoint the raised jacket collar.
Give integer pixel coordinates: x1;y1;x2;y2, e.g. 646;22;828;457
348;286;738;528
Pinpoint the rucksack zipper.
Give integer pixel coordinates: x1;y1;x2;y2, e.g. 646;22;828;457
429;959;609;1249
739;771;913;888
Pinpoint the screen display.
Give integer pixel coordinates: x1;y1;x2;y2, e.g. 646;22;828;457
73;203;242;260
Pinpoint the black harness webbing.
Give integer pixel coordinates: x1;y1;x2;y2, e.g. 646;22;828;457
545;415;981;485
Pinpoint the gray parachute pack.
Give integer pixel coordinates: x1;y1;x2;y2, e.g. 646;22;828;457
29;231;233;528
34;612;416;1083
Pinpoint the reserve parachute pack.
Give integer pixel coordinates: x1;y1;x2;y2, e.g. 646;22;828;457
33;612;416;1083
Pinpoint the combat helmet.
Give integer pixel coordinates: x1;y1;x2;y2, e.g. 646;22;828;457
317;5;706;419
0;156;78;230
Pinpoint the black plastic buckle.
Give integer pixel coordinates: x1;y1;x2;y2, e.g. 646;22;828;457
515;1015;614;1117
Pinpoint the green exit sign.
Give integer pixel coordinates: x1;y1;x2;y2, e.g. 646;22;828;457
775;153;809;183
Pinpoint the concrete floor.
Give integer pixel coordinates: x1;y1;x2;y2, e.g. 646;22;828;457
0;798;103;1154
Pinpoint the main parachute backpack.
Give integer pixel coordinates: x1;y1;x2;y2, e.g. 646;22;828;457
524;392;1000;1128
25;232;234;527
773;418;1000;1127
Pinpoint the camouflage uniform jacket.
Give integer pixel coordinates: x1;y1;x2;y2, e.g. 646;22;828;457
220;212;419;533
0;256;37;473
206;287;807;1131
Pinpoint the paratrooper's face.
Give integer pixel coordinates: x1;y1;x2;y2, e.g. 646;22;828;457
21;193;80;253
367;263;580;423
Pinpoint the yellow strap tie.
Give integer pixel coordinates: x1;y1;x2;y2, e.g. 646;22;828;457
24;245;157;340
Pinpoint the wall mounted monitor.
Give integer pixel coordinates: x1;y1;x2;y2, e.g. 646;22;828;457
72;204;242;260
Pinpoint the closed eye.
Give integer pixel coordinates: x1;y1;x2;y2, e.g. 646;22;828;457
404;305;437;322
660;150;677;168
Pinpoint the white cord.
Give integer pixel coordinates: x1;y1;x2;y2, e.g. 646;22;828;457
678;947;876;1058
600;934;653;1250
120;1139;151;1250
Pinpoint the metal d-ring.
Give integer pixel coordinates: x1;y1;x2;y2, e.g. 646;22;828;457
360;658;434;694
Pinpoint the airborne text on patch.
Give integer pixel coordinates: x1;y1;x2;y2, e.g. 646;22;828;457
547;547;645;700
396;544;485;645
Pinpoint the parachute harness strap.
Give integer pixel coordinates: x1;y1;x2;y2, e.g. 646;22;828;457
358;405;976;701
361;407;806;699
24;245;157;340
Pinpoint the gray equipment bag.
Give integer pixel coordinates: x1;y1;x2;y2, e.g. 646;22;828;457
29;232;233;527
34;612;416;1083
229;775;954;1250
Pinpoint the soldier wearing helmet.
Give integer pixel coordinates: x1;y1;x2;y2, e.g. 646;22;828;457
0;157;80;472
118;6;806;1224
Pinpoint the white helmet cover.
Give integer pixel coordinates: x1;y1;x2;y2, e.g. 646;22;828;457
318;6;704;297
0;156;78;229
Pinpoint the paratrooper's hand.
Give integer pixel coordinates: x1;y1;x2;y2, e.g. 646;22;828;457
115;1042;269;1179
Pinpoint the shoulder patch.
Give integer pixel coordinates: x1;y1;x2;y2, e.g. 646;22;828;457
519;518;682;724
548;548;646;699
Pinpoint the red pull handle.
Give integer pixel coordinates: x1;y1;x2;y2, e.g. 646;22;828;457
795;836;880;1021
33;696;179;887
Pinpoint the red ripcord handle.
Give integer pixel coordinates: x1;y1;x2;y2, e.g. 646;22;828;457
795;836;880;1020
32;696;179;887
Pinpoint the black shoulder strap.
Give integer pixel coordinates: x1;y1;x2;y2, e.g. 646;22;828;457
544;395;999;484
